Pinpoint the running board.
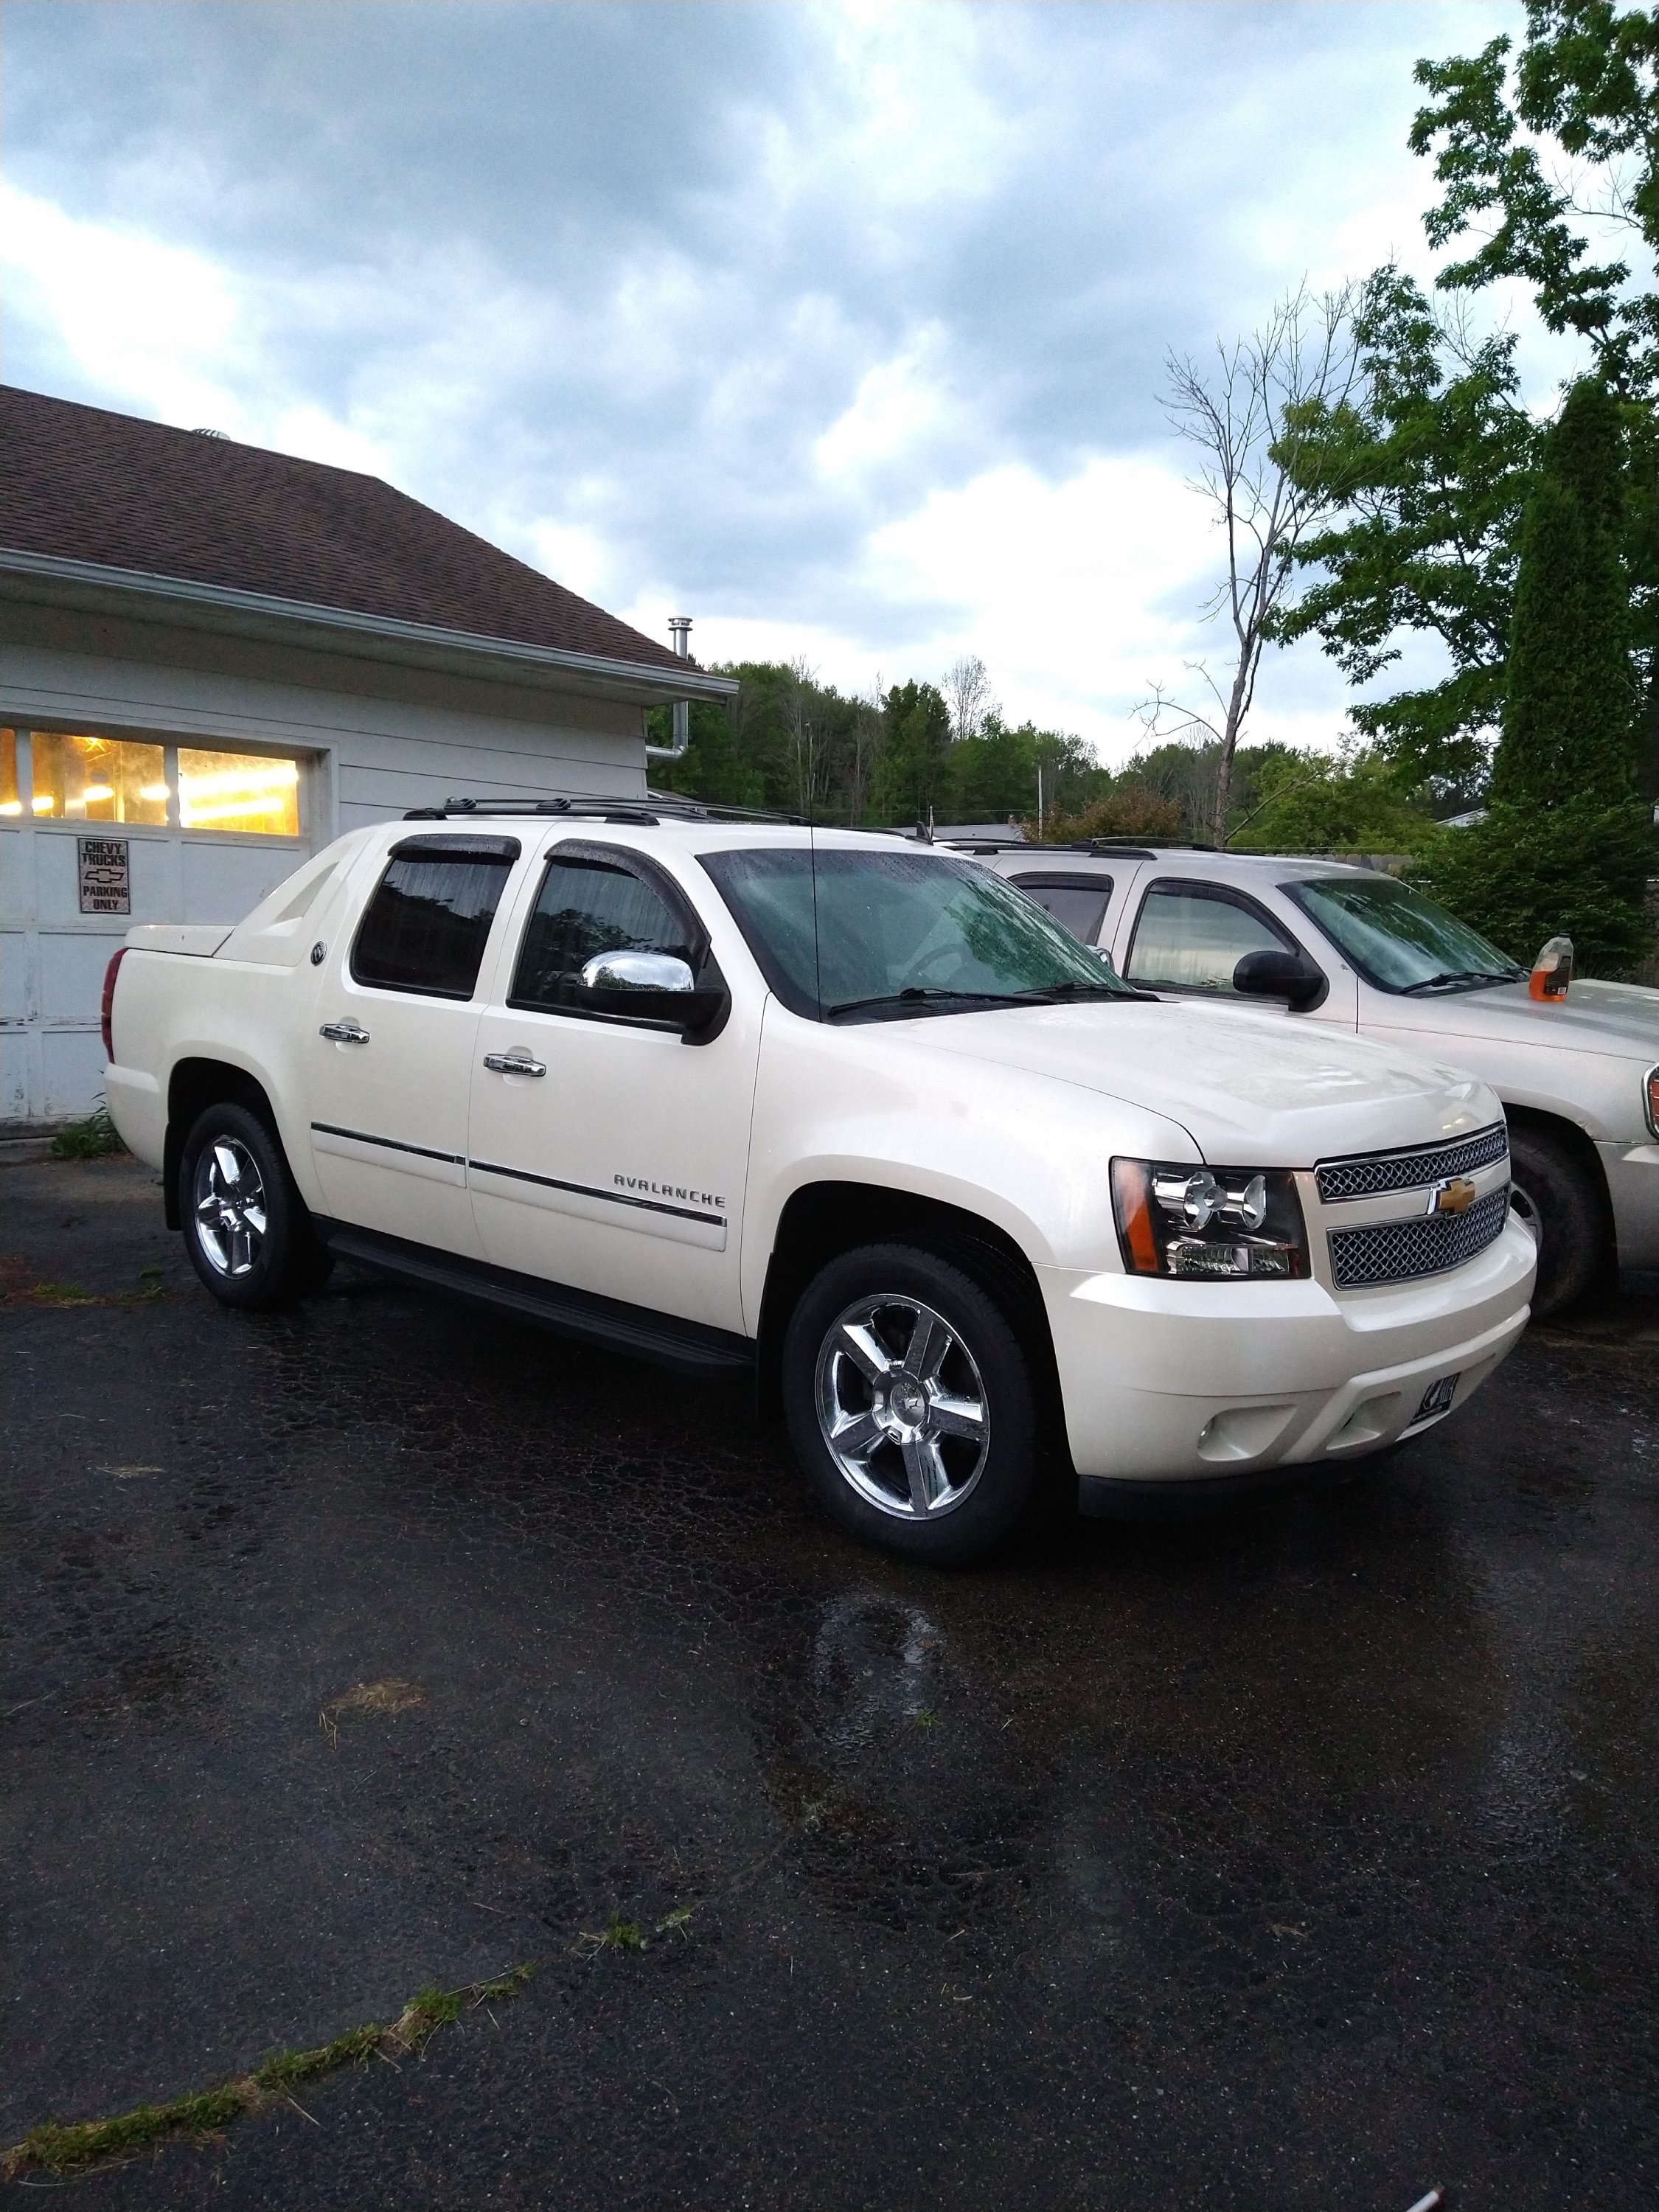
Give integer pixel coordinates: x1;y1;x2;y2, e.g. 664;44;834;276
314;1220;754;1380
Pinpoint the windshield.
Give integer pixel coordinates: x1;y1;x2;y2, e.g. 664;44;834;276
700;846;1140;1020
1284;874;1524;995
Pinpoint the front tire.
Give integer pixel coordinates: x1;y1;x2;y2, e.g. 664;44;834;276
178;1101;333;1310
1508;1124;1605;1318
782;1242;1042;1565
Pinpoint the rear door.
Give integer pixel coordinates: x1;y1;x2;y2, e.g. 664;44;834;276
998;869;1115;946
467;840;760;1332
305;832;521;1256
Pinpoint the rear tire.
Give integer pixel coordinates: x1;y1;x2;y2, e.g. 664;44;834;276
782;1242;1042;1565
178;1101;333;1310
1508;1124;1604;1318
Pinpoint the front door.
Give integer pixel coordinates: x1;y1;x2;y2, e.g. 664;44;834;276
305;832;521;1256
467;841;759;1332
1118;877;1359;1029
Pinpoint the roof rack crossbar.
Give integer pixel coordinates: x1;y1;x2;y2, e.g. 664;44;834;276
402;795;812;827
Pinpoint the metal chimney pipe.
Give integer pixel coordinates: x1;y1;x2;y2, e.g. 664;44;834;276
647;616;694;762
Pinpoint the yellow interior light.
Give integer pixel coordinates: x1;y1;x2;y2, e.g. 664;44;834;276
32;796;55;814
139;782;172;802
81;784;115;802
179;762;299;797
0;801;21;818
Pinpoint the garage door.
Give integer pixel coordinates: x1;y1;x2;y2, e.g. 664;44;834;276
1;728;315;1121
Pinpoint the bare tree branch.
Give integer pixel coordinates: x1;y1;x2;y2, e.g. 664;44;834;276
1155;282;1361;841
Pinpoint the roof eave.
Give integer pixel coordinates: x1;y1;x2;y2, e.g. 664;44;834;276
0;548;739;707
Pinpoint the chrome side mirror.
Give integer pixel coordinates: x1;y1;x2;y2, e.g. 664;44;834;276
577;948;728;1039
580;950;695;995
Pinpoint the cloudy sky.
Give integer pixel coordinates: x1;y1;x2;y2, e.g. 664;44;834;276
4;0;1548;763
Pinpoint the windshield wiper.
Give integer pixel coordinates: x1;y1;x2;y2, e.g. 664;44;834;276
826;987;1029;1020
1009;979;1152;1004
1399;966;1526;995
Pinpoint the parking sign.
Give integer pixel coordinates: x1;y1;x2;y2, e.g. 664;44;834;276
77;837;131;915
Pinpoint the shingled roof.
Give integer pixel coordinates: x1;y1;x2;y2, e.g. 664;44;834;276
1;384;686;674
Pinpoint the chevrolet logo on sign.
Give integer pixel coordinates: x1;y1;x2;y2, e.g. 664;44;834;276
1430;1176;1479;1216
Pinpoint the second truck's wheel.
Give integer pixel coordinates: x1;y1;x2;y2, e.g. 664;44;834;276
782;1242;1043;1565
1508;1124;1605;1318
178;1101;333;1310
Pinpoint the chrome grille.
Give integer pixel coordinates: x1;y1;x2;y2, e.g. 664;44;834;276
1329;1186;1511;1290
1317;1122;1508;1203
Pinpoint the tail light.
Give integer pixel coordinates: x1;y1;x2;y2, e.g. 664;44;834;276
100;945;129;1062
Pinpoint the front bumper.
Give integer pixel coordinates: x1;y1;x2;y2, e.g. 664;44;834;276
1599;1139;1659;1272
1043;1214;1536;1503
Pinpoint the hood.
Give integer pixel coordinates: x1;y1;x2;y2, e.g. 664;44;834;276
910;998;1494;1166
1368;976;1659;1062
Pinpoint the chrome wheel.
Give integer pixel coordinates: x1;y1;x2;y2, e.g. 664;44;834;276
814;1293;990;1520
192;1137;268;1277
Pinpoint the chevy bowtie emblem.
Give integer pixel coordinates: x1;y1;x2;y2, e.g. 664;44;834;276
1430;1176;1479;1216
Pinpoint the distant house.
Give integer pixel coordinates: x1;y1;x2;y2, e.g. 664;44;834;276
0;386;733;1121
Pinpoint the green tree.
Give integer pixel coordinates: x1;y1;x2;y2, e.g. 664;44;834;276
1412;2;1658;403
1493;378;1638;801
1280;4;1658;786
1417;377;1652;975
1275;271;1540;785
871;680;953;825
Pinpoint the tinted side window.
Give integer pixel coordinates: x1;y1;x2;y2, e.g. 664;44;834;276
351;837;518;999
510;858;693;1014
1007;875;1113;945
1126;884;1290;995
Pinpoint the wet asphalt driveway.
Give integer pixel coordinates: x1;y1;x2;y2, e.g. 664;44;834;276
3;1153;1657;2210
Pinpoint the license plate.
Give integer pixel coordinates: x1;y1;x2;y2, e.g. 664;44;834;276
1413;1374;1459;1423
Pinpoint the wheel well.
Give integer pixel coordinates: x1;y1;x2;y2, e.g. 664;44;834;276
1503;1102;1617;1248
755;1182;1067;1446
163;1060;278;1228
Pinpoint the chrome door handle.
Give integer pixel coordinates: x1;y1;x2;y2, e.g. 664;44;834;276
483;1051;546;1078
319;1020;370;1044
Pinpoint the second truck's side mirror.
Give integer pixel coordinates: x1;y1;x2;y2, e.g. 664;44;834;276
1232;947;1326;1012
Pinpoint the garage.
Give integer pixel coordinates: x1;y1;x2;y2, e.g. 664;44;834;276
0;385;732;1124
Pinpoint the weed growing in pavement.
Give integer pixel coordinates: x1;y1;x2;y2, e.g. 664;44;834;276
1;1265;164;1310
577;1903;698;1956
49;1105;125;1160
0;1967;535;2179
911;1708;939;1731
319;1677;427;1746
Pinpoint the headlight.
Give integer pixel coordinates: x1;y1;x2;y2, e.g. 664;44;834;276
1110;1158;1310;1280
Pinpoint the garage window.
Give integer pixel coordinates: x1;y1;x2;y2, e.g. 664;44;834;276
352;836;521;999
1;731;18;818
28;732;169;826
178;747;300;835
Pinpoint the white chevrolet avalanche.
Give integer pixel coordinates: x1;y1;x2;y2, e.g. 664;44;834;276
102;805;1536;1564
978;841;1659;1316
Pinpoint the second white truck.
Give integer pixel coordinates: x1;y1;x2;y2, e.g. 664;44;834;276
102;803;1536;1562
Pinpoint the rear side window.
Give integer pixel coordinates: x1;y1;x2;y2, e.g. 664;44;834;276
351;835;520;999
509;856;695;1014
1126;883;1292;995
1006;873;1113;945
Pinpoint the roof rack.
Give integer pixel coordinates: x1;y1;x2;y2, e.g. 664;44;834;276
1070;838;1219;858
403;795;807;827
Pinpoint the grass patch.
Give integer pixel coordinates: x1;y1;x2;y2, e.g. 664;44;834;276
2;1265;165;1311
577;1904;697;1956
50;1106;126;1160
319;1677;426;1746
1;1966;533;2179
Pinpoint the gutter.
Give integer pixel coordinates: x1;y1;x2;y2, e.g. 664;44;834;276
0;548;739;712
